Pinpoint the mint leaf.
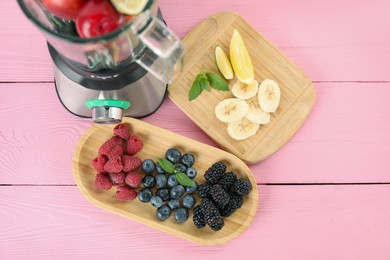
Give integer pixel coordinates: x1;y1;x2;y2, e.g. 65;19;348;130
157;158;175;173
206;72;229;91
188;74;204;101
176;172;196;187
199;74;211;91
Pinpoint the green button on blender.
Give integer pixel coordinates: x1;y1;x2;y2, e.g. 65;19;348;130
85;99;131;110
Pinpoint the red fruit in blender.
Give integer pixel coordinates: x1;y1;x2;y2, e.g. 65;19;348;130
76;0;126;38
42;0;88;20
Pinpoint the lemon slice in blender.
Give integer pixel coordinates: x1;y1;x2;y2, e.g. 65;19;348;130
230;29;254;85
215;46;234;80
110;0;149;15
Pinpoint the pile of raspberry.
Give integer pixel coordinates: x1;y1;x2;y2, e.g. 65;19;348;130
91;123;144;201
193;162;252;231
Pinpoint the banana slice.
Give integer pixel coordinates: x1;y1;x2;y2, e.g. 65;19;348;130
215;98;249;123
227;117;260;140
258;79;281;113
231;79;259;100
245;97;271;124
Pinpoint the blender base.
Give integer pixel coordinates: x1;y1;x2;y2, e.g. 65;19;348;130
52;60;168;119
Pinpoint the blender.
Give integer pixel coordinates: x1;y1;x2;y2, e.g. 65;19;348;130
17;0;184;123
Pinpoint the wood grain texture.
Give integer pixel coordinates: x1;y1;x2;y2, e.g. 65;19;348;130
0;185;389;259
169;12;315;164
3;0;390;82
73;117;258;245
1;82;389;184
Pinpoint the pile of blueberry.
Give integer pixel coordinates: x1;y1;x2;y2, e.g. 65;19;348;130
137;148;198;222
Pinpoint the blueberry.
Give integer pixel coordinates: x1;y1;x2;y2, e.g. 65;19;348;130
155;162;166;174
174;163;187;173
167;174;179;187
174;207;189;223
156;188;170;201
150;195;163;208
156;205;171;221
166;148;181;164
186;181;198;194
168;198;180;210
142;175;156;188
186;167;197;179
170;185;185;199
181;194;196;209
141;159;155;174
138;188;153;203
155;174;167;189
181;153;195;167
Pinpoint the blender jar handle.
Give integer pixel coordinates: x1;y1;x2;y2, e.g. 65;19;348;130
130;14;184;84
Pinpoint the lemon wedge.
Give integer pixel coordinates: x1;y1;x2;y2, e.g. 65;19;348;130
215;46;233;80
229;29;254;85
110;0;148;15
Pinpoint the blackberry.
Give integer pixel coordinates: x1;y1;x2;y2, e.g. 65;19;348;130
220;193;244;217
204;162;226;184
234;179;252;196
200;198;224;231
218;171;237;192
209;184;230;208
197;183;211;198
192;205;206;229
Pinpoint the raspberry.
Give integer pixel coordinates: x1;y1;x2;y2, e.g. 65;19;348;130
125;171;143;188
126;135;143;155
115;186;137;201
106;144;124;159
104;155;123;173
113;123;130;140
98;136;123;156
204;162;226;184
91;155;108;173
200;198;224;231
193;205;206;229
233;179;252;196
95;173;112;190
220;193;244;217
218;171;237;192
210;184;230;208
109;171;125;186
122;155;142;172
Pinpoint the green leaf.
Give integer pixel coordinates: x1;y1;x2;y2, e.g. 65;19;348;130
206;72;229;91
188;74;204;101
199;74;211;91
157;158;175;173
176;172;196;187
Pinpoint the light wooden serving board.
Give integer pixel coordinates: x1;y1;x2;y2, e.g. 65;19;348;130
73;117;258;246
169;12;315;164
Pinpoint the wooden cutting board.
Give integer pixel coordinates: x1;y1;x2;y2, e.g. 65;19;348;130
168;12;315;164
73;117;258;245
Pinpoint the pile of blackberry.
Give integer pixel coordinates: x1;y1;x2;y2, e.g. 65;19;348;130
193;162;252;231
138;148;198;223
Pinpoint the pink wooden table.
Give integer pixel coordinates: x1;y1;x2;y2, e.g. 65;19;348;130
1;0;390;259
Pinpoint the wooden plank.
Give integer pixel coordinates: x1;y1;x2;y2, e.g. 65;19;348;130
4;0;390;82
0;185;389;259
0;82;389;184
